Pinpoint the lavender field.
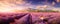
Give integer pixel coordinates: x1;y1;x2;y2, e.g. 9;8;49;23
0;12;60;24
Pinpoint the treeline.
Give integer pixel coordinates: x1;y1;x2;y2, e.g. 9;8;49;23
27;8;59;12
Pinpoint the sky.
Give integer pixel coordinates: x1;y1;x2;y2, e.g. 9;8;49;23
0;0;60;12
26;0;60;7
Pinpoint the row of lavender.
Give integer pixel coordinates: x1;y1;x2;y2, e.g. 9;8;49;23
0;12;60;24
31;12;60;24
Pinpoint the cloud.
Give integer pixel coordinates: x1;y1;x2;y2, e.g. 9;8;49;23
0;0;60;13
56;0;60;2
0;0;25;12
0;0;34;13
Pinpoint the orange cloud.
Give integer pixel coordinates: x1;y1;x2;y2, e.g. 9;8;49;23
56;0;60;2
0;0;27;13
0;0;25;4
36;5;48;9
